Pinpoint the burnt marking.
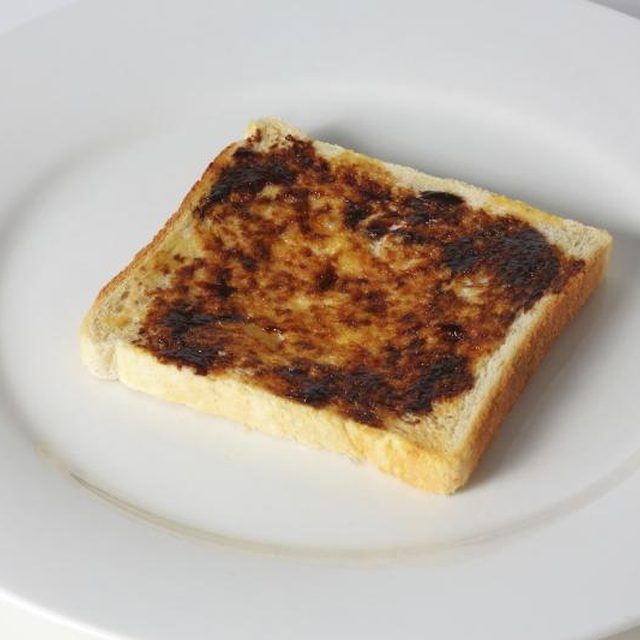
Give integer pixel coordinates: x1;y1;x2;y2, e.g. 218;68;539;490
136;133;584;427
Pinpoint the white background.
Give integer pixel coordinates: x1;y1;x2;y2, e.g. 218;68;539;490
0;0;638;638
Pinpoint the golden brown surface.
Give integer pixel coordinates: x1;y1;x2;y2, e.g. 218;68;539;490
81;118;612;492
133;134;584;429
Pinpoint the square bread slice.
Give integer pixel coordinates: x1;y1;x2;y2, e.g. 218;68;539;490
80;118;611;494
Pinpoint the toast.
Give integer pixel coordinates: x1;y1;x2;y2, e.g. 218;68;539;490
80;118;611;494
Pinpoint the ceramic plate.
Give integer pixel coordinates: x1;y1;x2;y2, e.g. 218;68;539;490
0;1;639;638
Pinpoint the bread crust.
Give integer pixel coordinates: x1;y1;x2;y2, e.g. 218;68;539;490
80;119;612;493
454;239;610;490
88;141;240;314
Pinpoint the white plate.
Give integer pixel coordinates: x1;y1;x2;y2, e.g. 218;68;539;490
0;1;639;638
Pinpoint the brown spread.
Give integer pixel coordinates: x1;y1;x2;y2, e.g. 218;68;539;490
135;135;583;427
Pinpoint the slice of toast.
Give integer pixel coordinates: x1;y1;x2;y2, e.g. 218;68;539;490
80;118;611;494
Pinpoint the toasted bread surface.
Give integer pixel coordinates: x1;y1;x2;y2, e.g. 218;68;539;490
81;118;611;493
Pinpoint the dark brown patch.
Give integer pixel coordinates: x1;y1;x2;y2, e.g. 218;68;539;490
402;353;473;413
443;219;563;309
230;249;258;272
145;304;242;374
195;160;295;218
420;191;464;206
344;200;370;229
393;229;429;245
364;217;392;239
316;264;338;292
202;268;236;299
403;191;463;226
439;323;466;343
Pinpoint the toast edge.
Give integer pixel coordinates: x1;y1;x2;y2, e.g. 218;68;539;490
79;119;613;493
111;341;466;494
454;235;612;489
